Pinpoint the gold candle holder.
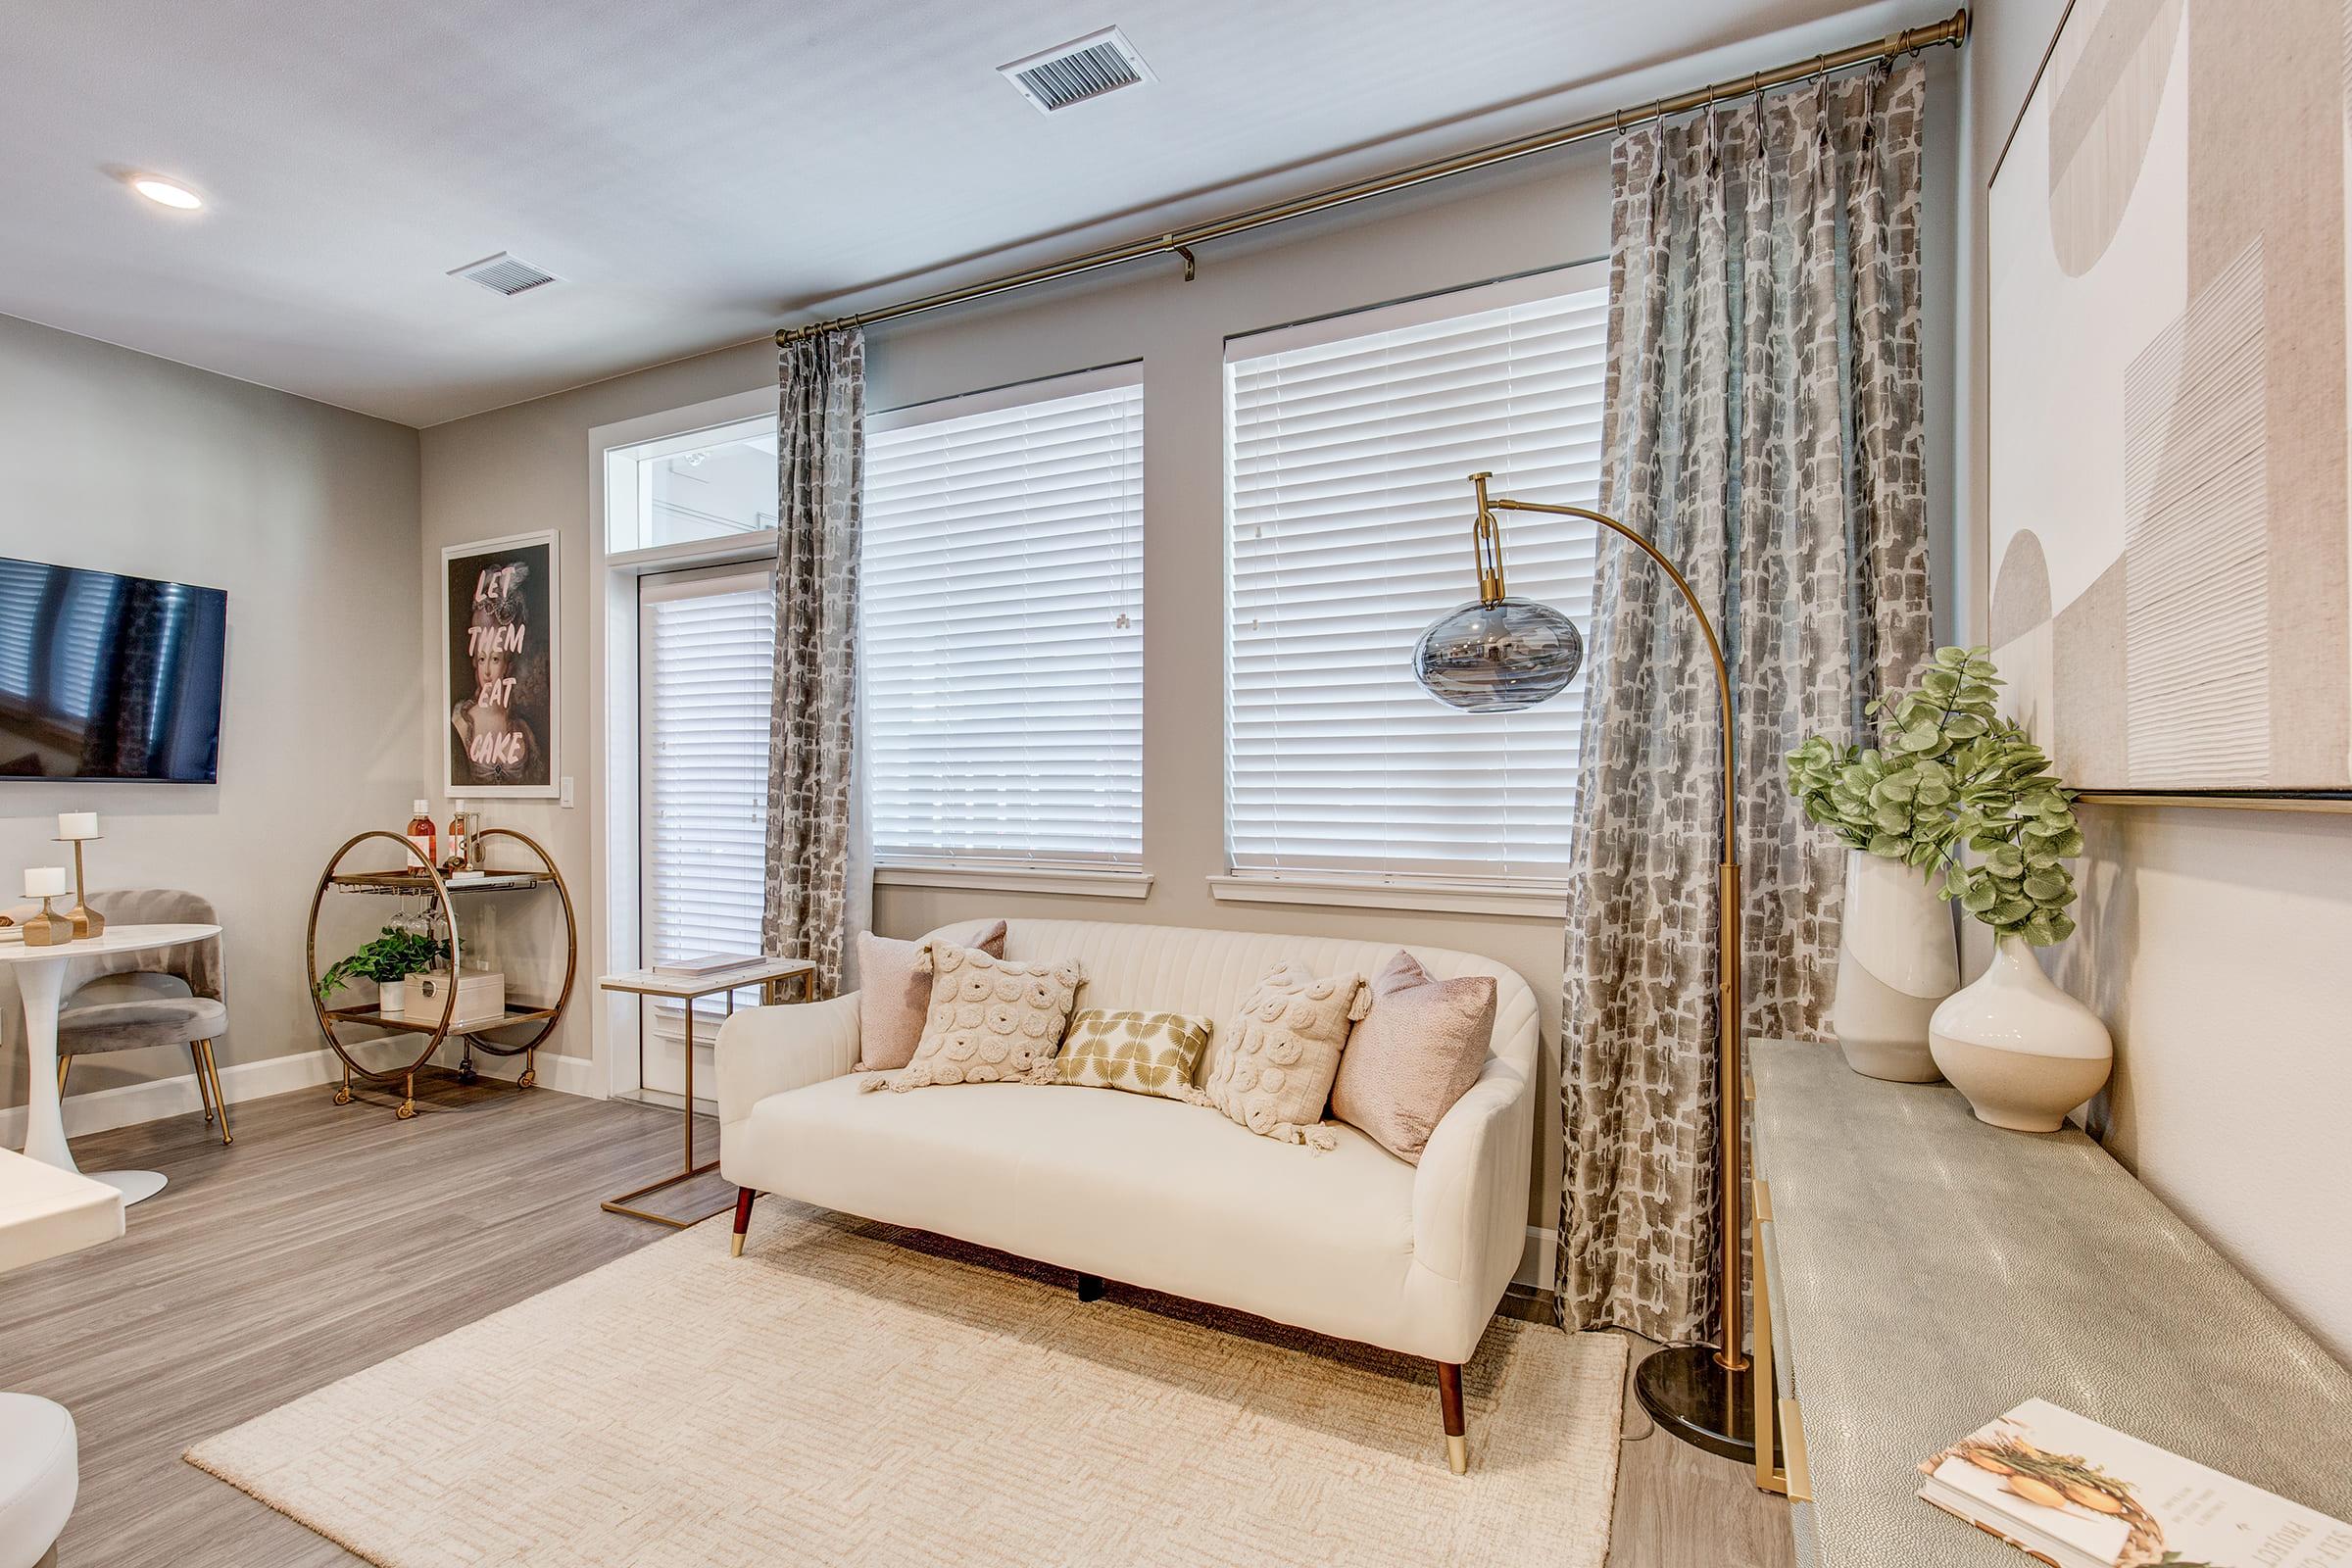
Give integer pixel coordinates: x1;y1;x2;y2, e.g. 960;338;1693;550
55;835;105;939
21;895;74;947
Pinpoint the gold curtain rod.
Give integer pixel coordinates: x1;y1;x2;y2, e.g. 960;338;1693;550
775;9;1969;346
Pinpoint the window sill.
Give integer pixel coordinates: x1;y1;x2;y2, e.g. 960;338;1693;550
1206;874;1564;919
874;863;1154;900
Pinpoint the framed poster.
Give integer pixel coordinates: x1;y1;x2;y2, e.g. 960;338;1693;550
442;530;558;798
1986;0;2352;797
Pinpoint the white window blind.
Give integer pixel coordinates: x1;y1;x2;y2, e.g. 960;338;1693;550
640;567;775;1043
52;574;118;719
863;367;1145;868
1225;268;1608;886
0;560;41;702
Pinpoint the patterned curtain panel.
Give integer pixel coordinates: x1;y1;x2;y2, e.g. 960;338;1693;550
763;327;872;996
1557;63;1934;1345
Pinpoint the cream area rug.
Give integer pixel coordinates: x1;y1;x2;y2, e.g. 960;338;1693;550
187;1208;1626;1567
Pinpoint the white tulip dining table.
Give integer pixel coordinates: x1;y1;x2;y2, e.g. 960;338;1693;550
3;922;221;1206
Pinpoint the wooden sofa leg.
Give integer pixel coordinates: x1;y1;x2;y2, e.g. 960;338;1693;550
730;1187;757;1257
1438;1361;1467;1474
1076;1273;1105;1302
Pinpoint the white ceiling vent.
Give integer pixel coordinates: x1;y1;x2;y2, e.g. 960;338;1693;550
999;27;1152;114
448;252;560;297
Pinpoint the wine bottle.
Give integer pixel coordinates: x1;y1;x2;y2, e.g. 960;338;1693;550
406;800;437;870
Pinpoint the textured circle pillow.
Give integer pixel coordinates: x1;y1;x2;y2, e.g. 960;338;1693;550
1329;949;1497;1164
853;921;1007;1072
863;941;1083;1093
1194;962;1369;1150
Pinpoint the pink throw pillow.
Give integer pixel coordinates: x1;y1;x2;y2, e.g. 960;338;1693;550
1329;950;1496;1164
855;921;1006;1071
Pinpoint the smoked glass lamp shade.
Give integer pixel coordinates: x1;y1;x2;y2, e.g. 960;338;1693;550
1412;596;1584;713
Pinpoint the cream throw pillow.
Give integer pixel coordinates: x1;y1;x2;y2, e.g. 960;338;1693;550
863;942;1083;1093
1195;962;1369;1150
854;922;1007;1071
1054;1009;1213;1102
1329;950;1496;1164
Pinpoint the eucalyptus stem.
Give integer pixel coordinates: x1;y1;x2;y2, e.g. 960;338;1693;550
1785;647;2082;946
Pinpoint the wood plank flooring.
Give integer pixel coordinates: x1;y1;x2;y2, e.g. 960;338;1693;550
4;1074;1789;1568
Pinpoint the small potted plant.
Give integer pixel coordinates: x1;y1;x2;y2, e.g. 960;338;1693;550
1787;648;2109;1123
315;924;450;1016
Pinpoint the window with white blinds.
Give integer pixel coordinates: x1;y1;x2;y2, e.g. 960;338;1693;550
1225;267;1608;887
862;366;1145;868
639;565;775;1044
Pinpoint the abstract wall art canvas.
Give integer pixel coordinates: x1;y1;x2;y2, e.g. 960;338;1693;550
1987;0;2352;792
442;530;558;798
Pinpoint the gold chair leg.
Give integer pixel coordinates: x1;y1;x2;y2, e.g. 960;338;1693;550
190;1043;217;1125
199;1041;232;1146
57;1054;72;1098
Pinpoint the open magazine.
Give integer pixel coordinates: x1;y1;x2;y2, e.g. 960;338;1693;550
1919;1398;2352;1568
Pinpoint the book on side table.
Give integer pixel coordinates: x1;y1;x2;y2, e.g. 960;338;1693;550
1920;1398;2352;1568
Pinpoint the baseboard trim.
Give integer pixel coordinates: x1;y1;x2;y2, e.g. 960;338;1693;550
431;1041;600;1099
0;1046;344;1147
1517;1224;1557;1290
1;1040;603;1147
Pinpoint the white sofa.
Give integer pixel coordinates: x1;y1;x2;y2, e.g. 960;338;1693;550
715;917;1540;1472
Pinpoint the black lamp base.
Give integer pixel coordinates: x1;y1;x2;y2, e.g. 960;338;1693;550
1633;1342;1774;1467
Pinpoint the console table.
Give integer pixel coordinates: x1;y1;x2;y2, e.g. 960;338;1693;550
1750;1037;2352;1566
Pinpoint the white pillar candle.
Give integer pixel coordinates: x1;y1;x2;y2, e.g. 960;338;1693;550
57;811;99;840
24;866;67;898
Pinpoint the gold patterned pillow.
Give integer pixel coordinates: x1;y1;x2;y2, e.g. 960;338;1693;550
1054;1009;1214;1102
862;941;1083;1094
1194;963;1370;1151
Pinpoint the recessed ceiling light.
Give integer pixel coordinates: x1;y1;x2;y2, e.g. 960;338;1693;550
129;176;204;211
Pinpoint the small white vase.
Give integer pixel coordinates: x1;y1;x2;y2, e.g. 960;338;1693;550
1830;849;1959;1082
1929;934;2113;1133
377;978;406;1015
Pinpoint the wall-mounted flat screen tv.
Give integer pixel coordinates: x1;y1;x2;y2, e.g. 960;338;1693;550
0;556;227;782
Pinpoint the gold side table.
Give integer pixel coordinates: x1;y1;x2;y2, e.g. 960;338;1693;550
597;959;814;1226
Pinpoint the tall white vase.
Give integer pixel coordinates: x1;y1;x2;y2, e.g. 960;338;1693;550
1830;849;1959;1082
1929;934;2113;1133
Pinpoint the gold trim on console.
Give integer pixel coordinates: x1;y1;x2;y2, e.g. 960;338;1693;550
2074;792;2352;814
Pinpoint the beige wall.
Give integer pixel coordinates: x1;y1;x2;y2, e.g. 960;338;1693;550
417;156;1614;1248
1962;0;2352;1364
418;74;1961;1256
0;314;421;1119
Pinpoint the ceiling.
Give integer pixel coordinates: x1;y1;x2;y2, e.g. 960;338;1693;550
1;0;1937;427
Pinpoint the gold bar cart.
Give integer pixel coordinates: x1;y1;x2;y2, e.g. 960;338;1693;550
304;827;578;1119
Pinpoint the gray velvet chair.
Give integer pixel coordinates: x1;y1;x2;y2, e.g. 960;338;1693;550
55;890;231;1146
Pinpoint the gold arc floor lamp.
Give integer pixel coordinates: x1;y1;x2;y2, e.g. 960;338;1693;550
1412;471;1760;1467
